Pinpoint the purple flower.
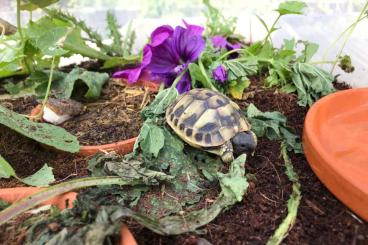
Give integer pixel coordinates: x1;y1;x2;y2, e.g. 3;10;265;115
146;21;205;93
211;35;242;55
112;45;152;83
211;35;228;49
112;21;205;93
212;65;227;83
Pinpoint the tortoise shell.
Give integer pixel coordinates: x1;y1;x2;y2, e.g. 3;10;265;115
165;88;251;148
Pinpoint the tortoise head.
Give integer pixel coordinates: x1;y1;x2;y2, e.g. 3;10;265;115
231;131;257;157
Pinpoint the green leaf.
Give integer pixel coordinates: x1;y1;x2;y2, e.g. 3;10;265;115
26;16;70;56
224;59;258;80
203;0;237;37
141;87;178;119
0;105;80;153
188;63;209;88
0;155;16;179
20;0;59;11
106;10;124;56
229;79;250;99
291;63;335;107
276;1;307;15
22;164;55;187
217;154;248;201
53;68;109;99
245;104;302;153
101;56;140;69
137;120;165;157
1;155;55;187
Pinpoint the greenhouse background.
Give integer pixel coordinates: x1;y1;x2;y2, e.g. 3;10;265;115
1;0;367;87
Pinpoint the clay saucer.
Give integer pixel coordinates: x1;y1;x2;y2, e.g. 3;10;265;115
303;88;368;221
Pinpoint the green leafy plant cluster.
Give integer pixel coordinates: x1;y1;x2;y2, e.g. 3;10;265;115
194;1;336;106
0;0;139;81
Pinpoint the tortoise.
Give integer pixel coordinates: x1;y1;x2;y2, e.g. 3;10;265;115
165;88;257;163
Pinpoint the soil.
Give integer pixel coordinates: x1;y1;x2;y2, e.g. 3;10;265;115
1;77;367;244
59;80;156;145
130;79;368;245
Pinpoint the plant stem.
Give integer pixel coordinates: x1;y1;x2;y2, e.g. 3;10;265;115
16;0;23;41
219;48;243;60
198;55;218;91
263;14;281;45
33;56;56;119
322;15;367;62
309;60;335;65
330;2;368;74
171;68;187;88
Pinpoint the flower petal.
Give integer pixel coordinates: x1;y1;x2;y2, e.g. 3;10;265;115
227;42;241;50
176;72;192;93
211;35;227;49
212;65;227;83
112;67;142;84
150;25;174;47
148;39;179;74
182;20;204;36
141;45;152;67
172;26;205;63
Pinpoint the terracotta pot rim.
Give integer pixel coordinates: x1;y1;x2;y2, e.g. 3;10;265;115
29;79;158;156
0;187;137;245
303;87;368;221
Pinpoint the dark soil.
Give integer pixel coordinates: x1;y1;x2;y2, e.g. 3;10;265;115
1;77;367;245
0;98;89;188
130;78;368;245
59;80;156;145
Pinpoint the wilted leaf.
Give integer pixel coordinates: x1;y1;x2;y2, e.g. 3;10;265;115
0;105;80;153
245;104;302;153
217;154;248;201
338;55;355;73
229;79;250;99
52;68;109;99
291;63;335;107
276;1;307;15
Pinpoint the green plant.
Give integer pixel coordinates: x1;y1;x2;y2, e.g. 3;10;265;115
203;0;237;37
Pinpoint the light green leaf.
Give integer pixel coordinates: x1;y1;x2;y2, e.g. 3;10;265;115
141;87;178;119
0;155;16;179
217;154;248;202
22;164;55;187
0;105;80;153
229;79;250;99
138;121;165;157
276;1;307;15
1;155;55;187
26;16;70;56
102;56;139;69
188;63;209;88
20;0;59;11
52;68;109;99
